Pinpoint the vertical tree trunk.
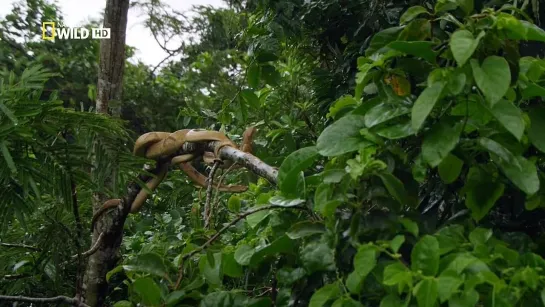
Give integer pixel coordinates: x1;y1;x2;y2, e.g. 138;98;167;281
84;0;130;306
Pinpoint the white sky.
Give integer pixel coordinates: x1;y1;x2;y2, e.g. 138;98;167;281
0;0;226;66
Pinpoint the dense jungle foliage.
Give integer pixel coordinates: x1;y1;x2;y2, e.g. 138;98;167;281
1;0;545;306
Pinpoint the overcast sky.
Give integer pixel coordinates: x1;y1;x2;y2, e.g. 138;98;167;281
0;0;226;66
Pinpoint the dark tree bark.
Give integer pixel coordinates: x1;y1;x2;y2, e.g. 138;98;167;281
84;0;130;306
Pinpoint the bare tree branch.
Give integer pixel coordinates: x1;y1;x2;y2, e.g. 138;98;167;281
0;295;90;307
0;243;41;252
182;205;306;261
204;161;220;229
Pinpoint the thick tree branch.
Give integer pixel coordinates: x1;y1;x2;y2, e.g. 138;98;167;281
0;295;90;307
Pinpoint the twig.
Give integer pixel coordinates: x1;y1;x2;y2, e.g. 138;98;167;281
182;205;306;261
0;243;41;252
210;163;238;227
203;161;220;229
0;295;90;307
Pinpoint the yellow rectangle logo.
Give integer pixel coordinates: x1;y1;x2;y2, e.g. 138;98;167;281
42;22;55;40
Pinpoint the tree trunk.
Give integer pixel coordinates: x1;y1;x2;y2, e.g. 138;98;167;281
84;0;130;306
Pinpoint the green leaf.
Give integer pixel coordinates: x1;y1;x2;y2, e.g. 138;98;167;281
411;235;440;276
0;101;18;124
269;196;305;207
278;146;319;197
328;95;358;119
471;56;511;107
438;154;463;184
247;64;260;88
132;278;163;306
421;120;463;167
113;301;133;307
222;253;243;278
345;245;377;294
286;221;326;239
377;172;408;205
0;141;17;174
464;167;505;221
528;107;545;153
487;99;525;141
200;291;234;307
450;30;483;67
228;195;241;213
449;289;479;307
374;120;415;139
478;137;521;169
309;283;341;307
390;235;405;253
199;253;222;286
240;89;260;108
520;21;545;42
413;279;438;307
411;81;446;131
383;262;412;291
400;6;430;24
261;65;280;86
366;27;404;56
277;267;306;285
234;244;255;266
437;272;463;302
522;82;545;99
497;156;540;195
364;103;410;128
301;241;336;273
317;114;371;157
122;253;168;279
400;218;419;237
380;294;404;307
388;41;437;62
250;236;295;267
457;0;474;14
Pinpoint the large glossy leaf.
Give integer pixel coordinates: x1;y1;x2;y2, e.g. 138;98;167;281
400;6;430;24
132;278;163;306
364;103;410;128
486;99;525;141
411;81;446;131
438;153;463;184
388;41;437;62
478;137;521;169
345;245;377;294
464;167;505;221
497;156;540;195
222;253;243;278
278;146;319;197
411;235;440;276
374;120;415;139
421;120;463;167
366;27;404;56
309;283;341;307
122;253;169;279
317;114;370;156
234;244;255;266
199;253;223;286
286;221;326;239
376;172;408;205
413;279;438;307
250;235;295;267
450;30;483;67
471;56;511;107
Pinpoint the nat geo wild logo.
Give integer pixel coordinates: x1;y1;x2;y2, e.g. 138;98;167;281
42;22;110;41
